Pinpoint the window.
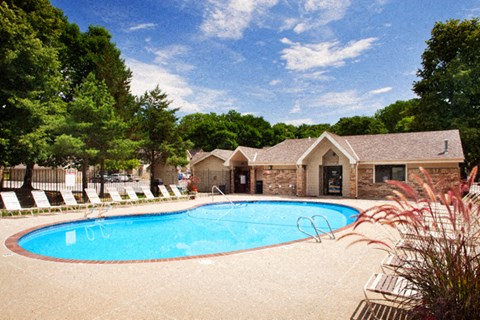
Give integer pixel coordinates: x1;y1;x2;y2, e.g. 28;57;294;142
375;165;406;183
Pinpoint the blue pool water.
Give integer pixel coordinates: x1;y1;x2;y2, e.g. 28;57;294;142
18;201;358;262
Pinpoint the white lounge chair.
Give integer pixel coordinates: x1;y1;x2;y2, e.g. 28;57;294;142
159;185;174;200
84;188;112;217
169;184;189;200
31;190;65;214
363;272;420;320
140;186;161;202
123;186;146;204
60;190;88;212
107;187;134;206
464;183;480;203
0;191;34;216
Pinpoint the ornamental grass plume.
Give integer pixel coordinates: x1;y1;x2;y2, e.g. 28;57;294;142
339;166;480;319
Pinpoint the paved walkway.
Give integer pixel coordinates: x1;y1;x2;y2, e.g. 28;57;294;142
1;195;388;319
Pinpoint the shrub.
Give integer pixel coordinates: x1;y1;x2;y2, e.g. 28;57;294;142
186;176;200;192
340;167;480;319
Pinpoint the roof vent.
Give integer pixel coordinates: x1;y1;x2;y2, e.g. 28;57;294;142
443;139;449;154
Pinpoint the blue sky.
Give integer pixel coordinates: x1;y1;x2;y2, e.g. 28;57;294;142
50;0;479;125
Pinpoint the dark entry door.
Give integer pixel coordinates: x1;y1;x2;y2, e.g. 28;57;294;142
234;170;249;193
323;166;342;196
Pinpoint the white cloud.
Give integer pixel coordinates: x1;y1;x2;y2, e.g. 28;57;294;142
280;37;377;71
128;23;157;31
126;58;236;114
269;79;281;86
200;0;279;39
290;102;301;113
368;87;392;95
152;45;190;64
317;90;362;107
286;0;351;34
284;118;314;126
126;58;198;110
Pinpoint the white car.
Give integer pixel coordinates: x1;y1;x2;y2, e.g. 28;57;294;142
111;173;129;182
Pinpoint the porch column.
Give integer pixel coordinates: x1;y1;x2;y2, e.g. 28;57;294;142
250;167;256;194
296;165;306;197
349;164;357;198
230;165;235;194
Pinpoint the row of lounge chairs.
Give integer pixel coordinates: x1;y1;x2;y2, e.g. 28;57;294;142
0;184;189;217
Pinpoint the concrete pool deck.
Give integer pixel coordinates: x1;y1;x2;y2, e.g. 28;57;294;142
1;195;389;319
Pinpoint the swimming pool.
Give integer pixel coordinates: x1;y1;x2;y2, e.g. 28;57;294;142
15;201;358;262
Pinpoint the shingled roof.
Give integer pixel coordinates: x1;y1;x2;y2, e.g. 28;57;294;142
192;130;463;168
339;129;464;162
253;138;317;165
296;129;464;164
190;149;234;166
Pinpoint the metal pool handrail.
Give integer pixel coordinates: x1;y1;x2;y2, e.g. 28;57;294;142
211;185;234;206
296;214;335;243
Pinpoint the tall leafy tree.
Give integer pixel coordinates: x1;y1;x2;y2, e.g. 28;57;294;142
0;1;66;188
271;123;297;145
413;18;480;167
374;99;418;133
58;73;133;195
136;86;192;191
332;116;387;136
296;123;331;138
179;113;238;151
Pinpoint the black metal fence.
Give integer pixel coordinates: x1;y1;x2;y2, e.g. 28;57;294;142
1;167;150;193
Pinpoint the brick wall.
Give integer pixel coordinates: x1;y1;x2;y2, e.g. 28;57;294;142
296;166;306;197
262;169;297;196
357;165;461;199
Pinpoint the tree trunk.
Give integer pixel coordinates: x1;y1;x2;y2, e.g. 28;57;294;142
0;166;4;190
21;162;34;190
150;151;156;195
82;159;89;202
100;159;105;197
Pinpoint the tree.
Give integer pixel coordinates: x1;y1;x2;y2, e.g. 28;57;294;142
332;116;387;136
0;1;66;188
413;18;480;167
179;112;238;151
271;123;297;145
135;86;192;192
57;73;133;195
374;99;418;133
295;123;331;138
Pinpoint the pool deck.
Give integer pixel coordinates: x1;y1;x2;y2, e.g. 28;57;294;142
1;195;389;319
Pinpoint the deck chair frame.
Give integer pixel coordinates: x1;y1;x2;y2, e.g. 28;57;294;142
140;186;161;202
0;191;34;216
31;190;65;214
84;188;112;217
60;190;88;212
123;186;148;204
169;184;189;200
107;187;134;206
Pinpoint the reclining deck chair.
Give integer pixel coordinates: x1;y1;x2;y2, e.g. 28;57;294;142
140;186;161;202
84;188;112;217
107;187;134;206
0;191;34;216
159;185;175;200
169;184;189;200
60;190;88;212
123;186;148;204
31;190;65;214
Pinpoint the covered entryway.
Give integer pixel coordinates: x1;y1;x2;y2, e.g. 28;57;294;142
234;169;250;193
323;166;342;196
